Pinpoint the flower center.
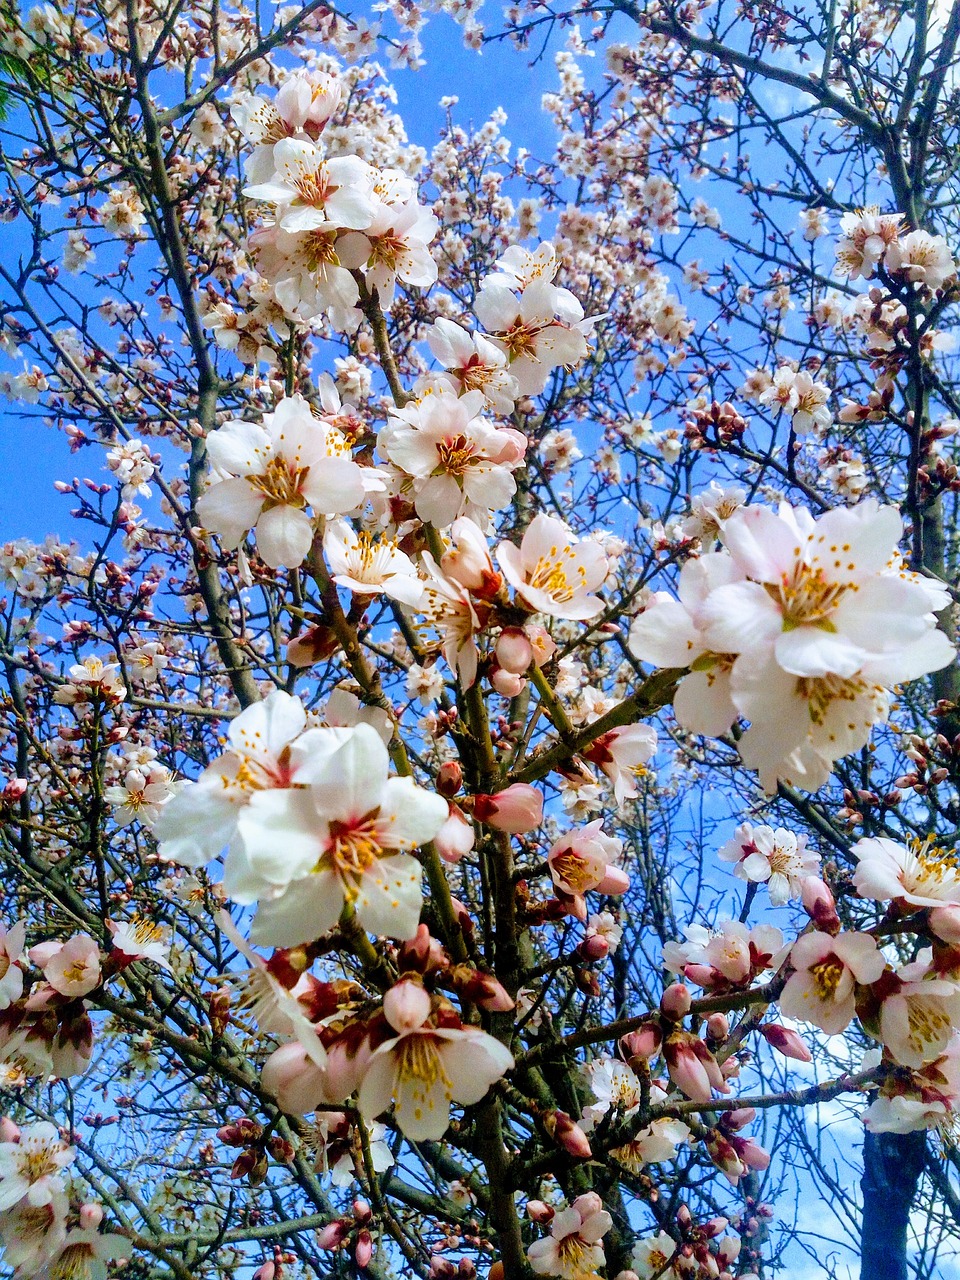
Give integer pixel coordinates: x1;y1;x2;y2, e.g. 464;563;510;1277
321;813;384;877
556;1233;590;1269
249;456;310;510
435;434;477;477
290;162;339;210
774;563;849;631
500;319;542;359
551;850;595;893
528;546;587;602
906;997;952;1053
395;1033;451;1092
810;957;844;1000
21;1145;59;1181
301;229;341;272
52;1242;97;1280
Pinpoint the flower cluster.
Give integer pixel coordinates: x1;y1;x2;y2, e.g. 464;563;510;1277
629;499;954;791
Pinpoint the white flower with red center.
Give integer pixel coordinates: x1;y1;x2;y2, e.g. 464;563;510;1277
37;1224;131;1280
337;199;438;298
154;691;339;867
244;139;376;234
586;912;622;955
225;723;447;946
41;935;101;998
250;221;366;331
701;499;951;682
380;391;525;527
104;766;174;827
547;821;628;920
497;514;608;620
835;206;903;279
356;981;514;1141
864;1033;960;1132
627;553;743;736
322;518;423;605
878;958;960;1069
196;395;370;569
630;1231;680;1279
0;1123;75;1212
53;656;126;708
717;822;820;906
0;922;25;1010
527;1191;612;1279
107;917;171;970
884;229;957;291
852;836;960;908
778;931;884;1035
415;554;486;688
682;480;745;541
0;1185;68;1275
582;722;657;803
233;71;342;182
427;319;520;413
475;276;590;397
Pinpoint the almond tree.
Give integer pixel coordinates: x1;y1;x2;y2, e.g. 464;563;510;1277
0;1;958;1279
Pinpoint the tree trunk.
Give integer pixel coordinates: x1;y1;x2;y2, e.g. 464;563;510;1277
860;1131;928;1280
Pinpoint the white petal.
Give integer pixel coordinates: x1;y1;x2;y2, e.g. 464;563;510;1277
255;504;315;568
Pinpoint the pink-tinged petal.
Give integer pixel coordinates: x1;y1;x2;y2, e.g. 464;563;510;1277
235;789;321;888
301;457;367;515
206;419;273;476
254;504;315;569
249;872;343;947
596;866;630;896
438;1032;514;1105
357;1049;398;1123
773;626;865;678
354;854;423;941
310;723;388;820
196;478;264;549
720;506;802;581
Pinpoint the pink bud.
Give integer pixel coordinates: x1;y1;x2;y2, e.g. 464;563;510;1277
703;1217;729;1239
580;934;609;961
454;967;514;1012
353;1199;372;1223
706;1013;729;1040
495;628;533;675
316;1222;346;1250
801;877;840;933
660;982;692;1019
437;761;463;798
596;865;630;895
253;1264;277;1280
490;667;526;697
614;1273;641;1280
355;1229;373;1268
434;805;475;864
665;1033;725;1102
930;905;960;944
526;1201;555;1223
546;1110;592;1159
79;1203;103;1229
0;1118;19;1143
473;784;543;833
1;778;26;802
28;940;61;968
490;427;528;465
621;1023;662;1061
683;963;721;988
760;1023;812;1063
441;518;500;595
384;980;432;1035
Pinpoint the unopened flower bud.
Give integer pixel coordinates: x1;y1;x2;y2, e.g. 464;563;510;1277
706;1013;729;1041
495;628;533;675
434;805;475;864
355;1229;373;1268
660;982;692;1019
473;784;543;833
316;1221;347;1250
526;1200;555;1223
437;761;463;798
490;667;526;697
760;1023;812;1062
621;1023;662;1061
930;904;960;945
79;1203;103;1229
801;877;840;933
544;1109;592;1159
